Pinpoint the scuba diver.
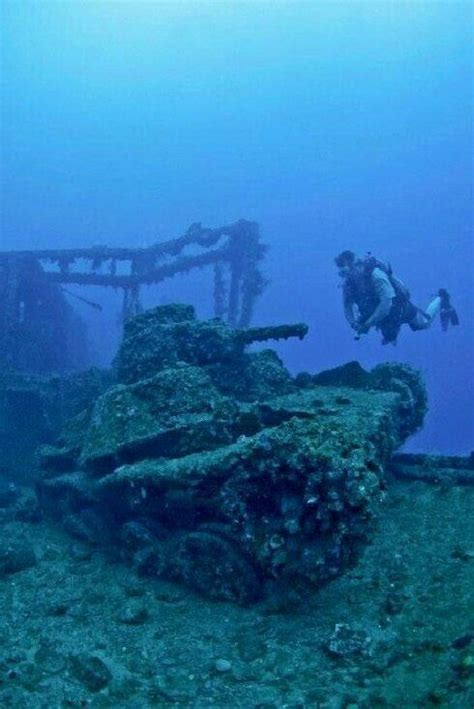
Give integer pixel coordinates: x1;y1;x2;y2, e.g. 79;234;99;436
335;250;459;345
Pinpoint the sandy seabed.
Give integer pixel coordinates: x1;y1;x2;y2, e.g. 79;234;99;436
0;476;472;708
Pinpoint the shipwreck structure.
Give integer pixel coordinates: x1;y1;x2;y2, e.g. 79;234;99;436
0;220;266;374
38;304;428;604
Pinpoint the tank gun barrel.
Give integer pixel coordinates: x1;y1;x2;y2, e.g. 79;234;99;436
237;323;309;345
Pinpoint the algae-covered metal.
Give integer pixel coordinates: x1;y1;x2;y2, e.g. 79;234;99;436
38;304;427;603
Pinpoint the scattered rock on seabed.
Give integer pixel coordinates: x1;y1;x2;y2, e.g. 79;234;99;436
0;481;472;708
0;309;472;707
69;653;112;692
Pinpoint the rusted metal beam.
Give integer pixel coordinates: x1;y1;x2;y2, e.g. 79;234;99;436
43;247;230;287
0;219;268;374
0;222;240;263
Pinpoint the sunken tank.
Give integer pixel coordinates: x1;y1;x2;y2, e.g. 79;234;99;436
38;304;427;603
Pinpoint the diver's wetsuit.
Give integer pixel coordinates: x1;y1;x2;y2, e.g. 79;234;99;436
343;266;438;344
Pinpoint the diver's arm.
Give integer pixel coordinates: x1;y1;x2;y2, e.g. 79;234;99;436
343;290;357;328
363;297;393;328
344;302;357;327
360;270;395;330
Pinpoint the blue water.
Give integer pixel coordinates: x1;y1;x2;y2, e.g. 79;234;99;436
1;1;472;454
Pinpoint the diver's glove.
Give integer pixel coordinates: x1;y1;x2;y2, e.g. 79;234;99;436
438;289;460;331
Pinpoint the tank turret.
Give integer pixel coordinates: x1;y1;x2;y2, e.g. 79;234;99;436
114;303;308;385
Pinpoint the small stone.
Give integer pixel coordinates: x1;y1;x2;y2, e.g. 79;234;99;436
117;601;149;625
69;653;112;692
214;658;232;672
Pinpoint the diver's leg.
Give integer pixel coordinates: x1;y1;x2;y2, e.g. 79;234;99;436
410;296;441;331
425;295;442;321
409;308;432;331
410;291;459;332
404;297;433;331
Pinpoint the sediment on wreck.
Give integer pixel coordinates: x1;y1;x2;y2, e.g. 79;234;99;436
38;304;427;603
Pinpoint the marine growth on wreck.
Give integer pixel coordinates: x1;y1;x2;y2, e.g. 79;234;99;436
38;304;428;603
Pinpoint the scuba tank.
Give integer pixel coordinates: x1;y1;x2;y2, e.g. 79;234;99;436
363;253;410;303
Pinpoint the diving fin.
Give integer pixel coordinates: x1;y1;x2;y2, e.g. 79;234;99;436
438;289;459;331
449;308;460;327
